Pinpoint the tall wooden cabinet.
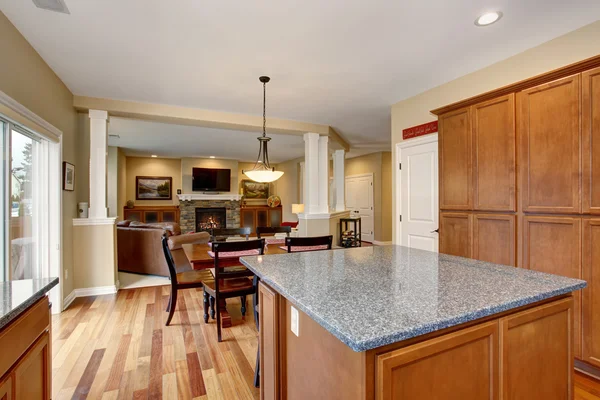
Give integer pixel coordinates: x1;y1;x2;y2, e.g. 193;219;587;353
434;55;600;369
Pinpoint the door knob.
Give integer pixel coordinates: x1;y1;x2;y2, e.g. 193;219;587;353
431;229;439;233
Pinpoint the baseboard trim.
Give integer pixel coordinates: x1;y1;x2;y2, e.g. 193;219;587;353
62;290;76;311
372;240;393;246
62;285;119;310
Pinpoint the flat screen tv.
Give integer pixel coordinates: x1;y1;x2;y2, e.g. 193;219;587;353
192;168;231;192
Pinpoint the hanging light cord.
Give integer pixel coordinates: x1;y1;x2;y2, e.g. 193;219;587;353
263;80;267;138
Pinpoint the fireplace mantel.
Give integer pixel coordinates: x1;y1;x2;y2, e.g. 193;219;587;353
177;193;243;201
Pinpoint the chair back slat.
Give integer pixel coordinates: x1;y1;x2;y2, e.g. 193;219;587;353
212;239;265;280
210;227;251;242
256;226;292;238
161;234;179;283
285;235;333;253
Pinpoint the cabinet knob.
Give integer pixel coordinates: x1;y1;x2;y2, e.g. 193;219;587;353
431;229;439;233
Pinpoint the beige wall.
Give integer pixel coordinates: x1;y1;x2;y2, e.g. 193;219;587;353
0;11;79;303
117;149;127;220
345;152;392;242
181;157;238;194
126;157;183;206
390;21;600;242
72;224;117;289
271;157;302;222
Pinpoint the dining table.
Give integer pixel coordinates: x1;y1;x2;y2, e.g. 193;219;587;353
181;241;289;328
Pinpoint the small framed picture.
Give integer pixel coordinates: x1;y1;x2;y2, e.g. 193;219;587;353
136;176;172;200
63;162;75;191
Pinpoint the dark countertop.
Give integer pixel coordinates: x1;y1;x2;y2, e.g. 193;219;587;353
0;278;59;331
240;245;586;352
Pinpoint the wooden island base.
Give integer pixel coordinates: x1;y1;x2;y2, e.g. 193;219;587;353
259;282;575;400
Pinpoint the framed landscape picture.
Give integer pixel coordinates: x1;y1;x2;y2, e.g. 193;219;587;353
242;180;269;199
63;162;75;191
136;176;172;200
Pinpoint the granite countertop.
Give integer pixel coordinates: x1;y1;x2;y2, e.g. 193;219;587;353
0;278;59;331
240;246;586;352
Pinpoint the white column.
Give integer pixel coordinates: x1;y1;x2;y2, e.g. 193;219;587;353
88;110;109;219
318;136;329;214
333;149;346;211
303;133;320;214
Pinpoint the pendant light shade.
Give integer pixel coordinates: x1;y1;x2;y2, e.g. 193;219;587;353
243;76;285;183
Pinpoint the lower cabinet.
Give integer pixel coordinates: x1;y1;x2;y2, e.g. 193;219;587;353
0;376;12;400
521;215;582;358
13;333;50;399
259;282;280;400
583;218;600;367
439;212;472;258
375;297;574;400
440;212;516;266
376;322;499;399
240;207;283;235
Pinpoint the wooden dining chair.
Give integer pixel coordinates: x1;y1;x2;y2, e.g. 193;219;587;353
161;234;214;326
256;226;292;238
285;235;333;252
209;227;251;242
202;239;265;342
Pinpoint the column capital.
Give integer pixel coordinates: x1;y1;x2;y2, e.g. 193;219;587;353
318;135;329;144
303;132;320;142
89;109;108;120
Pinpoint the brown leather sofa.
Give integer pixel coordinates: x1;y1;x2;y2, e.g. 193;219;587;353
117;221;210;277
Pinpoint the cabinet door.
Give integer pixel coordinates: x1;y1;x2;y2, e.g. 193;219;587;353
269;208;282;227
521;215;582;357
583;218;600;367
439;108;473;210
241;209;255;232
143;211;159;223
500;298;573;400
124;210;142;222
376;321;498;400
583;67;600;214
14;332;49;400
473;214;516;266
518;75;581;214
259;282;280;400
162;211;176;222
256;209;268;228
472;94;516;211
439;212;472;258
0;375;12;400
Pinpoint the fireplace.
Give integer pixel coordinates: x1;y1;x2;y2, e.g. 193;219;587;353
195;208;227;232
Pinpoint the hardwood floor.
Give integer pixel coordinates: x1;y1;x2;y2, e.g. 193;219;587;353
53;286;600;399
52;286;259;399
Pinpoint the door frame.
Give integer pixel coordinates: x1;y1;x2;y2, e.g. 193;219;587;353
395;133;439;246
345;173;374;242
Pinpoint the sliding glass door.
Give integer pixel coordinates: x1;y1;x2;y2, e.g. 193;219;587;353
0;116;52;282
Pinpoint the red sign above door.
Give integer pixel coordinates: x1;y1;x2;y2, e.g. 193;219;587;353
402;121;438;140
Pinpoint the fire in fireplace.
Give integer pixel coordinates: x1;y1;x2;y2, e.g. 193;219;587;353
196;207;227;232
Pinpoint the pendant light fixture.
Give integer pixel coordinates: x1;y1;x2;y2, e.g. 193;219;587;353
243;76;285;183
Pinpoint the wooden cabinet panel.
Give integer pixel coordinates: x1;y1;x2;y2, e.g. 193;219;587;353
583;218;600;367
500;297;573;400
583;67;600;214
256;209;268;229
518;75;581;214
376;321;498;400
472;94;516;211
259;282;280;400
269;208;282;227
439;212;472;258
473;214;516;266
0;376;12;400
241;209;255;231
521;215;582;357
439;108;473;210
13;332;49;400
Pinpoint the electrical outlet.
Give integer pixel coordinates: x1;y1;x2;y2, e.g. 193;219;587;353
291;306;299;337
64;269;68;280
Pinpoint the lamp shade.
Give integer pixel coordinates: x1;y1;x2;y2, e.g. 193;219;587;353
291;204;304;214
243;169;284;183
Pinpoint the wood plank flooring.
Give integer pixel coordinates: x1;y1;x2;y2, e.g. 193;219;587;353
52;286;259;399
53;286;600;399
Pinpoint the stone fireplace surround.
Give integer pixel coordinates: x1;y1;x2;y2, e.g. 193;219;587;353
179;199;241;233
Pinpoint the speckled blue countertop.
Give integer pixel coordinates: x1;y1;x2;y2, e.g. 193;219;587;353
0;278;59;331
240;245;586;352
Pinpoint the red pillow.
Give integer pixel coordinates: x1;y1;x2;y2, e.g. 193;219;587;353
281;221;299;228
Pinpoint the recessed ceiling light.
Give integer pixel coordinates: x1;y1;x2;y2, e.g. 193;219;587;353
151;155;158;158
209;156;216;159
475;11;502;26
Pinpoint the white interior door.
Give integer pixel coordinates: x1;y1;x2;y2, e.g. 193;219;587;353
399;138;439;251
345;174;374;242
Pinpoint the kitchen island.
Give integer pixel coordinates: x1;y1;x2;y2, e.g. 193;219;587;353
240;245;586;400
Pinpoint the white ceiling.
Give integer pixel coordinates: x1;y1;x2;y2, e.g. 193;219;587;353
108;117;379;162
2;1;600;149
